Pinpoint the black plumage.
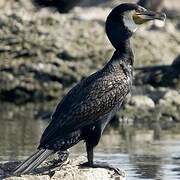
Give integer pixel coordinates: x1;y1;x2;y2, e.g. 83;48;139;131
14;3;165;175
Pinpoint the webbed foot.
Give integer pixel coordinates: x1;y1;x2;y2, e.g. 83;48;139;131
80;161;125;176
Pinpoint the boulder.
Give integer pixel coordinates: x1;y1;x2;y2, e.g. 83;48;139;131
1;157;126;180
130;95;155;109
159;89;180;106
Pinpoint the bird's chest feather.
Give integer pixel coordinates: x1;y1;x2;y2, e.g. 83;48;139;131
109;64;132;110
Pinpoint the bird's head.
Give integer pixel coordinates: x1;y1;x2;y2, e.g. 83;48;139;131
106;3;166;49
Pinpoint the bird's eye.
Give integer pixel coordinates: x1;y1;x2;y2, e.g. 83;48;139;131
136;7;147;14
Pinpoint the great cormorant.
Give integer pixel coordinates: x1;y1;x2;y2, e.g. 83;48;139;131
14;3;165;175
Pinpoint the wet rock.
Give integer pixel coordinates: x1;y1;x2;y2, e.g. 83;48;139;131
1;157;126;180
130;95;155;109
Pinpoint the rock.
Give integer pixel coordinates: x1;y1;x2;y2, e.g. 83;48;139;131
137;0;164;12
134;54;180;88
163;0;180;19
131;85;167;103
1;157;126;180
0;0;179;102
117;88;180;126
0;0;6;8
130;95;155;109
6;175;50;180
159;89;180;106
172;54;180;67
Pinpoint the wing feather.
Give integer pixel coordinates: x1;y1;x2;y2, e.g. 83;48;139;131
39;65;131;147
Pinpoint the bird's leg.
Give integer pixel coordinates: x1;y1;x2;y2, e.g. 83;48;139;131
80;143;94;166
81;144;124;176
86;144;94;165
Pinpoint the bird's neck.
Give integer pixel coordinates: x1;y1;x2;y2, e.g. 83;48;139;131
104;41;134;76
110;39;134;66
115;39;132;55
105;15;135;70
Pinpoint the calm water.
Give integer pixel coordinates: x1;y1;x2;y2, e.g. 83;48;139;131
1;102;180;179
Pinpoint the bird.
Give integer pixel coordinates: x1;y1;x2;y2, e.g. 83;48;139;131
14;3;165;175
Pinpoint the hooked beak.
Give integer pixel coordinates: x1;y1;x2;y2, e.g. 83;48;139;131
133;10;166;25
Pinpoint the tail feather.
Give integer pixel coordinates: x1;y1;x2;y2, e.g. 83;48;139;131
14;149;44;173
21;150;53;174
14;149;53;175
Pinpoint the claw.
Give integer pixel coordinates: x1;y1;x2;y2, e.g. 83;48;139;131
111;167;125;176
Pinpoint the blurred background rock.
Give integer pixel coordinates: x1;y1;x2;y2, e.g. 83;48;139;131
0;0;179;101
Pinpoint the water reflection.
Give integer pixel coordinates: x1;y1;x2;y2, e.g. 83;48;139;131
130;155;162;179
0;102;180;179
0;102;53;160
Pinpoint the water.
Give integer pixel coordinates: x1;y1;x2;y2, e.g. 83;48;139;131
0;102;180;179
